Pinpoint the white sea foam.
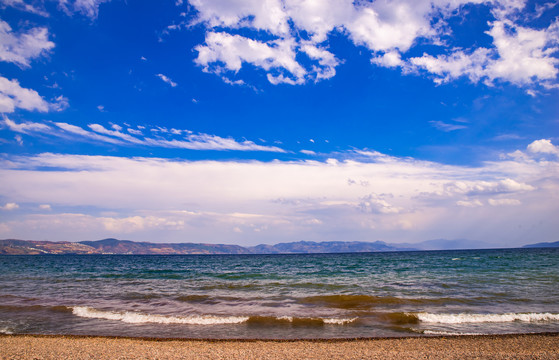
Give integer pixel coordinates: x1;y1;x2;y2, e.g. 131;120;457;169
276;315;355;325
414;312;559;324
323;317;357;325
422;330;487;336
277;316;293;322
71;306;249;325
0;326;14;334
71;307;357;326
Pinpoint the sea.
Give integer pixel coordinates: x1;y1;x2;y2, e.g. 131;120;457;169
1;248;558;339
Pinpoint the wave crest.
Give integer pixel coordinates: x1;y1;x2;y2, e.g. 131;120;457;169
414;312;559;324
70;306;356;326
71;306;248;325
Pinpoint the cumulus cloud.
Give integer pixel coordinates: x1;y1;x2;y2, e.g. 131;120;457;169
443;178;535;196
358;193;401;214
527;139;559;155
195;32;307;85
409;18;559;86
371;51;403;68
0;20;54;67
101;215;185;233
187;0;559;87
0;77;50;113
1;202;19;210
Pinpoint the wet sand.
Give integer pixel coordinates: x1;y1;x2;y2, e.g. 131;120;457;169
1;333;558;359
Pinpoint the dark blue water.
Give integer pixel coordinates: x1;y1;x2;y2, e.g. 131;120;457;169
1;248;558;339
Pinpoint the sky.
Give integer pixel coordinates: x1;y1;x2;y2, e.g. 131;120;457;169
0;0;558;247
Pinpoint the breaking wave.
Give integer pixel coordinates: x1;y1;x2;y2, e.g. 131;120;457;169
70;306;356;326
71;306;248;325
414;312;559;324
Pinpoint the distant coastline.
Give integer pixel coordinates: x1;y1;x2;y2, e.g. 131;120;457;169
1;238;557;255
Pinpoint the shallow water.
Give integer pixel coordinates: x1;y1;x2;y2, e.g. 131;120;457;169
1;248;558;338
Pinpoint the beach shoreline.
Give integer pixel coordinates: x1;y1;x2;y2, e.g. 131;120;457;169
2;333;558;359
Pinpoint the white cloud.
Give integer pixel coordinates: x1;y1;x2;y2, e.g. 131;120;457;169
347;1;433;53
488;198;522;206
0;0;49;16
49;95;69;112
371;51;403;68
0;76;50;113
484;19;559;85
1;140;556;245
195;32;306;85
186;0;559;88
1;202;19;210
88;123;145;144
300;42;339;81
406;17;559;86
359;193;401;214
145;133;285;152
156;74;177;87
456;199;483;207
527;139;559;155
127;128;143;136
55;122;124;144
3;116;51;134
408;48;491;84
4;118;286;152
0;20;54;67
101;215;185;233
430;120;468;132
443;178;535;196
58;0;110;18
190;0;290;35
39;204;51;210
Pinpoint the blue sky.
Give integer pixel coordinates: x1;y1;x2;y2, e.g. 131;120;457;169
0;0;558;247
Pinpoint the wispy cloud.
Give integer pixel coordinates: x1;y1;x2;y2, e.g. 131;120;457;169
156;73;177;87
3;118;285;152
3;116;51;134
429;120;468;132
58;0;111;19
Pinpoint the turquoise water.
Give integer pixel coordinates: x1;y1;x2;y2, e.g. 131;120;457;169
1;248;558;339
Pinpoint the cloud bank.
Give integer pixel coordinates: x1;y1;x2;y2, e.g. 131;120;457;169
1;140;556;246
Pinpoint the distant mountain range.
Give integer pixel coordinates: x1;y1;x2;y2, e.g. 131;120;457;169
0;238;555;255
522;241;559;248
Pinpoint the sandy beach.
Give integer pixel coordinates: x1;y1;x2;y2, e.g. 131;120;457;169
1;333;558;359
